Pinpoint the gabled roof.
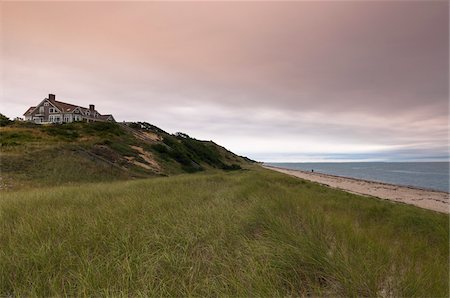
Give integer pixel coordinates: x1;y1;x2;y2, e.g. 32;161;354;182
47;98;106;117
99;114;115;121
48;98;83;113
23;106;36;116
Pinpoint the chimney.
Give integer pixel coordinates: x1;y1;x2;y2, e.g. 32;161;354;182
49;94;55;100
89;104;95;111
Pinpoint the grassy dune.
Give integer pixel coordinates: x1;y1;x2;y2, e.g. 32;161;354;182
0;167;448;296
1;122;249;190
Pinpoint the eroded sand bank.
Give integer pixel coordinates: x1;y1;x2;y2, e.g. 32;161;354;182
263;165;449;213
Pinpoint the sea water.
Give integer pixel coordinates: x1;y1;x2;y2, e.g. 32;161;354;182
267;162;449;192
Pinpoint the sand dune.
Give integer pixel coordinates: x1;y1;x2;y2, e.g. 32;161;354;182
264;165;449;213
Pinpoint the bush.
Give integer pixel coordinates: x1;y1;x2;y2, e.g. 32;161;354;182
0;113;12;127
175;132;190;139
128;122;141;129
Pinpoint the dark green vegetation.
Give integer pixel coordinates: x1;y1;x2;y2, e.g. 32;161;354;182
0;113;12;127
1;121;249;189
0;168;448;296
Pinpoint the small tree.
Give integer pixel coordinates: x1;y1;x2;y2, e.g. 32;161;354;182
0;113;12;127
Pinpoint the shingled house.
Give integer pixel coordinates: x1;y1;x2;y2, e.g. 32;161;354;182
23;94;115;124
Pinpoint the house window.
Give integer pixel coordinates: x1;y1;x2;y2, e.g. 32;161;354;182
49;108;54;113
49;115;61;123
44;102;49;106
39;106;44;113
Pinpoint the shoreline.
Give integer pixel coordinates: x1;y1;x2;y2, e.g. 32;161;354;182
263;165;449;214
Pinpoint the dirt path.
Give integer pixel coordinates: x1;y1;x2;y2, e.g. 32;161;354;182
263;165;449;213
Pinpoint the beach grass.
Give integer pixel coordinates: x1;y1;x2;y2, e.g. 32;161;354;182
0;167;448;296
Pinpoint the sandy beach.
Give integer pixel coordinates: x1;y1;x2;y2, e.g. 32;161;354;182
264;165;449;213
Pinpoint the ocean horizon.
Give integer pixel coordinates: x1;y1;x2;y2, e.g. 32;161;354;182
266;162;450;193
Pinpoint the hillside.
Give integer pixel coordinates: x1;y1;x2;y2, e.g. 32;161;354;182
0;121;253;189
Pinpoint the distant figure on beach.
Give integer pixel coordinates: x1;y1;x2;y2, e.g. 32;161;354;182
311;169;314;173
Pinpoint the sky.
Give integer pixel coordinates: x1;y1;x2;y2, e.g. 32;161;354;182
1;1;448;162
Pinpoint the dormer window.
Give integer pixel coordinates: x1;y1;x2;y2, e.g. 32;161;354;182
49;108;56;113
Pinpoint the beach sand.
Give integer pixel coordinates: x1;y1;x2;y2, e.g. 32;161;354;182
263;165;449;214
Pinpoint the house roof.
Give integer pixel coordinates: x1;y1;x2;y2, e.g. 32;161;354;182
23;106;36;116
98;114;114;121
48;98;88;113
47;99;100;119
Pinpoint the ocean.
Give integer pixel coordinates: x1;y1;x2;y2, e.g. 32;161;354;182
267;162;450;192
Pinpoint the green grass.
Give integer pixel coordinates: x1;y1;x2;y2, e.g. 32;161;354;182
1;146;131;189
1;167;448;296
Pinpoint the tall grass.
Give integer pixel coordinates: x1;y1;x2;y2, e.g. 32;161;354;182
0;168;448;296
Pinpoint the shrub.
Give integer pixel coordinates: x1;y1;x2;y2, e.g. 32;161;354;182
175;132;190;138
128;122;141;129
0;113;12;127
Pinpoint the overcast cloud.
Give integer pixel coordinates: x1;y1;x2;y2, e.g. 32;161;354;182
1;1;448;161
